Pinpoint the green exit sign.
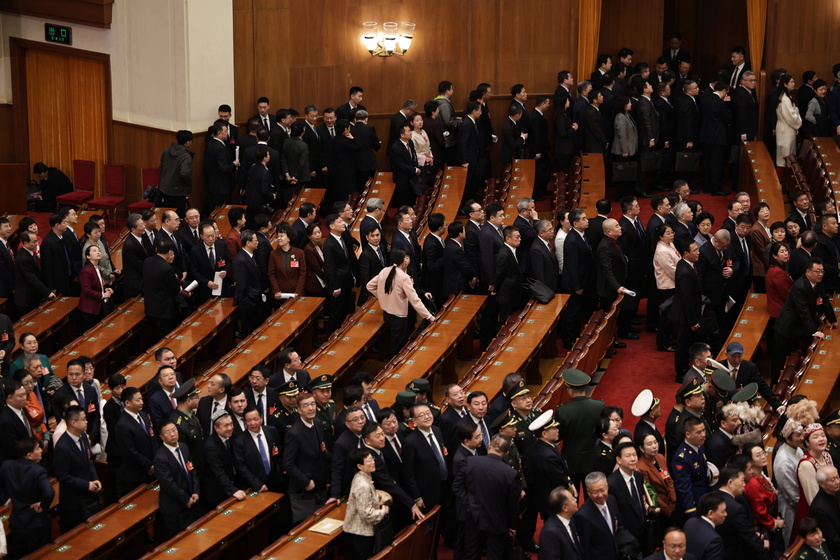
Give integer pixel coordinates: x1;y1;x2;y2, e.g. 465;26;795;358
45;23;72;45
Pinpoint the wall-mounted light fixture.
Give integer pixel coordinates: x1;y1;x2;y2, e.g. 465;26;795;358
362;21;415;57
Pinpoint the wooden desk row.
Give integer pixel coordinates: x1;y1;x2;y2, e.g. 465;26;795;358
364;505;441;560
303;299;384;383
577;153;606;213
283;188;327;225
813;137;840;207
459;296;567;402
12;297;79;359
194;297;324;394
350;175;397;253
141;492;281;560
101;298;237;399
254;502;347;559
502;159;535;224
740;141;787;224
417;166;467;242
715;292;770;363
372;294;485;408
50;297;147;380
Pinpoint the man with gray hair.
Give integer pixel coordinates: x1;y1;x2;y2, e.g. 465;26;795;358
389;99;417;148
697;228;736;352
773;418;803;543
732;71;759;146
351;109;381;192
233;229;263;337
597;218;634;343
576;470;636;559
810;465;840;557
122;212;150;298
514;196;539;261
360;197;386;251
529;219;559;291
572;80;592;151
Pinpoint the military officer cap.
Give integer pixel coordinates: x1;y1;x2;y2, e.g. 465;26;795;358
277;380;300;397
823;408;840;427
310;374;334;390
631;389;659;417
395;391;416;407
676;376;703;401
407;378;431;394
506;379;530;401
490;410;518;432
172;378;199;401
710;370;736;398
529;410;559;434
731;382;758;403
562;369;591;388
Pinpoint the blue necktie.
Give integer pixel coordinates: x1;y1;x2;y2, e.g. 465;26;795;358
479;420;490;448
428;433;448;480
175;447;193;494
257;433;271;475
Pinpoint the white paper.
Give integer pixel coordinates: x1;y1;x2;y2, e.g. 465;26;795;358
185;280;198;293
211;273;223;296
623;290;637;298
235;146;240;162
725;296;736;313
280;292;296;299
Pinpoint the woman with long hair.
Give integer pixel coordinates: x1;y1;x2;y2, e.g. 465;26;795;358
366;248;435;361
750;202;772;292
775;75;802;169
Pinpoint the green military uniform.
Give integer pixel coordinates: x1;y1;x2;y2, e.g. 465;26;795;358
554;370;604;480
170;379;205;472
272;379;300;437
823;408;840;467
406;378;440;421
511;408;541;462
396;391;417;437
311;374;337;453
702;370;736;431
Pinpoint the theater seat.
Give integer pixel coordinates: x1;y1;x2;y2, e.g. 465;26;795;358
56;159;95;208
88;164;127;230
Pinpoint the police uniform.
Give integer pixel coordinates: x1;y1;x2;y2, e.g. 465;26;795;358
170;379;206;472
270;380;300;436
670;380;711;527
406;378;441;421
554;369;604;487
506;379;541;462
823;409;840;467
311;374;337;453
672;377;711;452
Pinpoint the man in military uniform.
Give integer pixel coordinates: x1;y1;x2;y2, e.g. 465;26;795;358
406;378;441;421
170;379;205;473
311;374;336;453
507;379;541;462
395;392;417;435
701;369;736;431
823;409;840;467
670;377;712;463
554;369;604;493
632;389;665;457
270;380;300;436
671;415;711;526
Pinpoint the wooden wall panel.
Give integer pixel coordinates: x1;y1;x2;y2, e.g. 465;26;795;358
598;0;664;75
765;0;840;84
0;105;16;164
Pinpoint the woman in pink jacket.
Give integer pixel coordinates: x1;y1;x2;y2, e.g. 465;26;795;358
366;248;435;360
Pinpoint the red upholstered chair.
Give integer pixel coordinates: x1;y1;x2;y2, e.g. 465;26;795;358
56;159;95;208
88;164;127;230
128;168;160;213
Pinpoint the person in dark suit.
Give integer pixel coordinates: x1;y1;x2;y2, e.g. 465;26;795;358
244;365;279;424
155;419;202;539
239;129;281;194
458;102;486;203
233;406;284;492
814;214;840;293
587;199;611;253
244;146;276;221
672;239;703;379
528;95;551;197
358;199;386;253
525;411;573;523
443;222;477;298
0;380;36;465
540;487;585;560
389;123;422;206
326;406;365;500
598;217;633;338
809;465;840;558
727;47;752;88
608;442;652;550
350;110;381;191
788;190;813;234
699;82;732;195
269;348;311;392
115;387;159;497
772;258;838;385
13;231;54;315
583;89;609;153
663;33;691;68
147;365;179;428
684;493;726;560
494;226;526;324
453;434;521;560
529;219;559;292
674;80;700;153
336;86;366;121
0;437;55;556
500;104;527;165
55;359;101;445
644;528;697;560
323;213;358;332
233;230;264;337
174;207;201;254
203;410;247;508
575;471;637;560
706;406;740;470
716;465;769;559
390;210;421;280
357;228;387;306
315;109;338;188
732;72;759;142
55;405;102;533
402;402;449;511
250;97;276;132
203;122;239;215
590;55;612;90
561;210;596;349
267;108;293;154
41;213;76;297
388;100;416;149
283;392;330;523
121;213;152;298
330;119;364;200
0;218;14;301
189;222;231;305
196;373;232;438
422;213;447;306
143;238;189;342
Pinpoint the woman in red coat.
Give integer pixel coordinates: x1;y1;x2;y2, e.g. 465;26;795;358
303;222;327;297
268;222;306;305
78;245;114;333
635;432;677;519
766;241;793;319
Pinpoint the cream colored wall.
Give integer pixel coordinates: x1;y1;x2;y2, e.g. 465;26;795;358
0;0;234;131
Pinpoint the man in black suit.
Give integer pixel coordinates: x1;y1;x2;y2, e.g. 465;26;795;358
326;406;365;501
721;341;782;410
539;487;584;560
672;239;703;380
55;405;102;533
716;465;769;559
268;108;293;154
315;108;337;188
197;373;232;438
772;258;838;385
147;365;179;428
587;199;611;250
590;54;612;90
575;471;637;560
244;365;279;425
323;213;358;333
646;528;696;560
158;210;187;279
528;94;550;198
388;99;416;149
699;82;732;195
233;230;263;337
175;207;201;253
561;209;596;349
233;406;284;492
685;493;726;560
155;419;202;539
389;123;422;206
203;410;247;508
0;437;55;556
443;222;477;298
788;190;813;233
14;231;54;315
458;101;486;203
41;213;77;297
674;80;700;155
583;89;609;153
115;387;159;497
809;465;840;558
336;86;366;122
359;198;386;252
250;96;276;133
663;33;691;69
499;104;527;166
0;380;35;465
350;110;381;191
0;218;14;303
144;238;189;342
495;226;526;324
422;213;447;305
608;442;651;550
815;214;840;293
269;347;312;392
706;404;740;470
728;46;752;88
357;227;387;305
696;229;738;353
283;392;330;523
554;71;575;117
403;402;449;512
529;219;559;292
189;222;231;305
618;197;649;333
240;128;281;195
732;71;759;142
453;433;521;560
55;359;102;446
122;212;152;298
463;200;485;285
391;209;421;280
203;121;240;215
596;219;634;341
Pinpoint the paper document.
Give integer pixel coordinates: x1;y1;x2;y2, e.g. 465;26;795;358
725;296;736;313
211;273;223;296
185;280;198;293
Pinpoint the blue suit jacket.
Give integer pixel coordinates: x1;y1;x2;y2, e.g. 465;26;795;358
684;516;724;560
55;383;101;444
561;230;595;293
54;431;99;507
154;442;201;516
575;495;625;560
0;458;54;531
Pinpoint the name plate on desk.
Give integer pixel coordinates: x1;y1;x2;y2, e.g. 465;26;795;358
734;333;742;337
813;364;821;369
746;306;754;311
480;376;490;381
740;320;749;324
516;332;526;337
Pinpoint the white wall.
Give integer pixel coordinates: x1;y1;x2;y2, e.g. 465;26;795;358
0;0;234;131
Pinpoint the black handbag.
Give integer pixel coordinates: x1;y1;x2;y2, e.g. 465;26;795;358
523;278;555;304
101;297;116;317
674;151;702;173
612;160;638;182
640;151;662;173
409;174;427;196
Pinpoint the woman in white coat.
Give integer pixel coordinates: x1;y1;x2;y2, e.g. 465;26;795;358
775;75;802;167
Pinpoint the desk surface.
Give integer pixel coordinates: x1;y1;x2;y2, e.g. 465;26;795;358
503;160;535;225
741;141;787;223
813;137;840;207
304;299;383;381
578;154;606;212
418;167;467;241
255;502;348;560
715;292;769;362
12;296;79;355
283;188;327;225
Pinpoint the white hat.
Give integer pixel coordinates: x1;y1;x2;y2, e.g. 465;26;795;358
632;389;658;417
